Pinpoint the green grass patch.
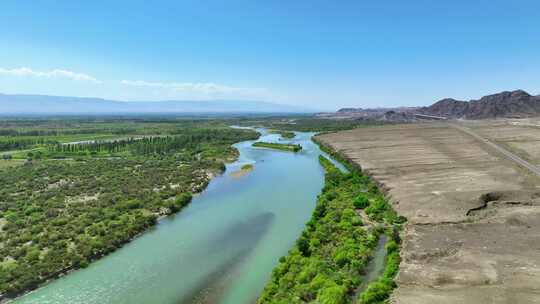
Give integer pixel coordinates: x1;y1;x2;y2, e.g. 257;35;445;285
252;141;302;152
0;159;25;169
241;164;254;170
279;131;296;139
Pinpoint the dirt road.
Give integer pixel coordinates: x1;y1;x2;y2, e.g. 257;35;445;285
451;123;540;177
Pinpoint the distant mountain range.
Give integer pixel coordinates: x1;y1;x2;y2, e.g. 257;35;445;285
419;90;540;119
0;93;314;115
327;90;540;121
4;90;539;119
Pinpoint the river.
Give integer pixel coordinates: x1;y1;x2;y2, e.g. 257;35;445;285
13;128;346;304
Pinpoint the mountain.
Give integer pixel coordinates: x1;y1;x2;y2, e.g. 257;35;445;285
317;107;419;121
319;90;540;122
419;90;540;119
0;93;314;115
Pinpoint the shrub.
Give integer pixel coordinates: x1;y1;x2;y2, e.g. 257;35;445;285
296;232;311;257
318;283;348;304
359;278;394;304
358;238;401;304
175;192;193;208
353;195;370;209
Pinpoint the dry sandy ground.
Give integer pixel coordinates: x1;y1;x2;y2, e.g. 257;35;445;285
464;119;540;167
317;122;540;304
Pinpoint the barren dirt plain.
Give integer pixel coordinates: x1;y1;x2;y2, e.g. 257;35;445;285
316;120;540;303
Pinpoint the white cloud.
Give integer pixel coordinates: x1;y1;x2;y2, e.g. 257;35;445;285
120;79;265;97
0;67;101;83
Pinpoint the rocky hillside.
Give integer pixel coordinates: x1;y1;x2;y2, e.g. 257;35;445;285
419;90;540;119
319;107;418;121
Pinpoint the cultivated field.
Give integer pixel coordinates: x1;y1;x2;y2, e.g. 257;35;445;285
316;120;540;303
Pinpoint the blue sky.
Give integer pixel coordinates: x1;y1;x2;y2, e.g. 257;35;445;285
0;0;539;110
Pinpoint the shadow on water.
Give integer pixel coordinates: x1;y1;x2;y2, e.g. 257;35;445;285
179;212;275;304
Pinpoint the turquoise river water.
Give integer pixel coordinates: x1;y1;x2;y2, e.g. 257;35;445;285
13;129;346;304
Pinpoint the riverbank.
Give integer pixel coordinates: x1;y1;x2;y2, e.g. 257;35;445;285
0;126;260;302
11;128;333;304
314;136;404;303
3;167;230;303
257;137;403;304
315;123;540;303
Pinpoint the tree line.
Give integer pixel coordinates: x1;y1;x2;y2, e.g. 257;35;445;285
51;129;258;156
0;138;57;152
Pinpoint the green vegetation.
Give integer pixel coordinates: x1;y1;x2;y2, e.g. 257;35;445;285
258;142;403;304
278;131;296;139
269;130;295;139
0;116;391;299
0;137;57;152
0;159;23;169
241;164;254;170
231;116;388;132
253;141;302;152
0;118;259;297
272;130;296;139
358;238;400;304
